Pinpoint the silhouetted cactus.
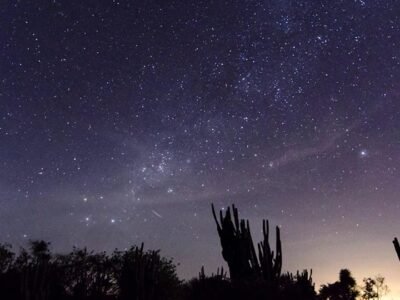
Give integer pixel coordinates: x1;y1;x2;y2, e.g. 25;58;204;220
280;270;316;300
258;219;282;284
295;269;314;289
211;204;259;281
198;266;227;282
211;203;282;286
393;237;400;261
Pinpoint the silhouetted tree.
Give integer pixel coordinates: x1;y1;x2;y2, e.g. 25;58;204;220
0;243;19;299
361;276;389;300
56;247;116;299
18;240;65;300
0;243;15;272
361;277;378;300
0;240;185;300
319;269;359;300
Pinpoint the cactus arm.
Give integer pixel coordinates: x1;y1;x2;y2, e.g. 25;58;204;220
211;203;222;233
393;237;400;261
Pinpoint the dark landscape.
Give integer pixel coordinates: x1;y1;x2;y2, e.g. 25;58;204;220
0;204;396;299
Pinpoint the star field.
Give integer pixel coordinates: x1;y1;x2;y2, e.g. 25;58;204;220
1;0;400;297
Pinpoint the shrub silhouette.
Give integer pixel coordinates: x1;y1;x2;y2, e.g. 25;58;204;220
361;276;389;300
56;247;116;299
319;269;359;300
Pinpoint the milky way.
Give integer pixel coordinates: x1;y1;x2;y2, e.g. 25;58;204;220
1;0;400;296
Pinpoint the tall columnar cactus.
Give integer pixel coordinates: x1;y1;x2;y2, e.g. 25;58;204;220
211;204;259;281
211;203;282;285
258;219;282;283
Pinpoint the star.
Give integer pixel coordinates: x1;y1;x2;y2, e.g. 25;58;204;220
360;149;368;158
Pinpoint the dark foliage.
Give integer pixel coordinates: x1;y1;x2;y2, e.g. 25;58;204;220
56;247;117;299
319;269;359;300
361;275;389;300
0;241;179;300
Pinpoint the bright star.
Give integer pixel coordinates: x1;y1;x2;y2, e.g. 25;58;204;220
360;149;368;157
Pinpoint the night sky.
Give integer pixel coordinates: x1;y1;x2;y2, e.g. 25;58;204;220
1;0;400;297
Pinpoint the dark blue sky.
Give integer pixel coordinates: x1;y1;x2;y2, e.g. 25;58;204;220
1;0;400;296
